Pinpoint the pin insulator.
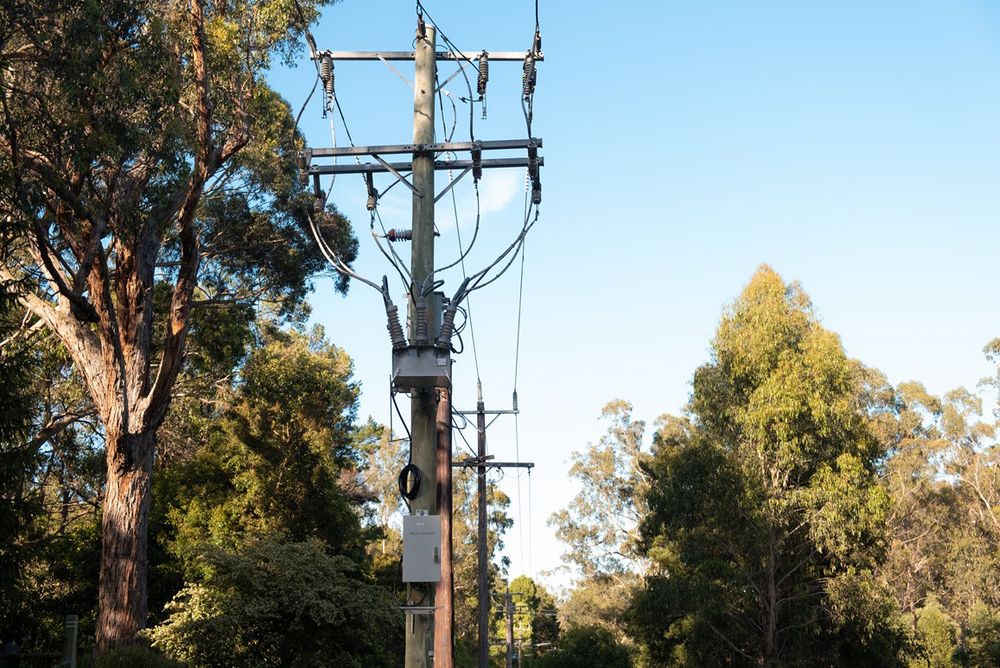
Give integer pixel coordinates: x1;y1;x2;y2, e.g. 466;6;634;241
386;229;413;242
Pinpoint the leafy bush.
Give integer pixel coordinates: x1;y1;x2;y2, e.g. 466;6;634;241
92;642;182;668
532;625;631;668
145;540;402;667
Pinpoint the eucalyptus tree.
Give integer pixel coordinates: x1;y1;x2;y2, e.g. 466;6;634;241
0;0;354;648
632;267;908;666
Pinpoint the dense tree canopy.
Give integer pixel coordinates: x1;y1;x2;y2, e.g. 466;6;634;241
630;266;908;666
0;0;355;648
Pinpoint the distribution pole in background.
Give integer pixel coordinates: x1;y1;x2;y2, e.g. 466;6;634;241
477;384;489;668
407;21;440;668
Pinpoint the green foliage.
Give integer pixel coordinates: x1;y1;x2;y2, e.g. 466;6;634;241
0;283;37;635
631;266;909;666
158;327;364;563
549;400;651;577
911;595;959;668
93;642;182;668
146;539;402;668
962;601;1000;666
558;574;637;645
508;575;560;658
532;626;631;668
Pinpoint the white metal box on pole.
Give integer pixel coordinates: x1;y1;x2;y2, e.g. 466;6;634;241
402;513;442;582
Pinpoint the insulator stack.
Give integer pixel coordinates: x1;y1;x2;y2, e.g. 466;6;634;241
386;304;407;350
512;390;519;412
386;228;413;242
320;54;335;112
477;51;489;97
436;302;458;351
522;56;536;99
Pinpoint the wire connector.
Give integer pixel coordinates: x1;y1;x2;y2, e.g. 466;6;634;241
471;141;483;181
296;149;312;186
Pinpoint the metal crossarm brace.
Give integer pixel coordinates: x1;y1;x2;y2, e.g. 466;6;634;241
452;460;534;469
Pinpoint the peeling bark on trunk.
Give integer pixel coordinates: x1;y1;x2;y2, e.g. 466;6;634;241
96;429;155;650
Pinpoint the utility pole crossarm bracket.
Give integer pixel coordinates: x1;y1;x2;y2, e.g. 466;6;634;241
310;139;542;158
306;156;542;176
320;51;543;62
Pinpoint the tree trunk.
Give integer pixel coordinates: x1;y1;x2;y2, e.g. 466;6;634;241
95;429;155;650
764;527;778;667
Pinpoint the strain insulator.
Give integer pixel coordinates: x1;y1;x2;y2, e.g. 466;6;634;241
386;228;413;242
365;172;378;211
436;301;458;351
414;299;429;344
531;175;541;205
471;141;483;181
386;303;407;350
477;51;489;97
512;390;518;412
320;54;335;113
533;30;542;56
522;55;536;99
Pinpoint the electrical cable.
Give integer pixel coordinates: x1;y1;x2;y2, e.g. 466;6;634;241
391;390;412;444
293;75;319;136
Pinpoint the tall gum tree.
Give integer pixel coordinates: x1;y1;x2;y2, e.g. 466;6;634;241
632;266;906;666
0;0;350;649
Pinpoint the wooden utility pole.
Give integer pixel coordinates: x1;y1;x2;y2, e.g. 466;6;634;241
477;384;489;668
505;588;515;668
435;387;454;667
296;15;544;668
405;22;439;668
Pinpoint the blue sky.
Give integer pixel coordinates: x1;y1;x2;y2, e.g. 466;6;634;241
269;1;1000;588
